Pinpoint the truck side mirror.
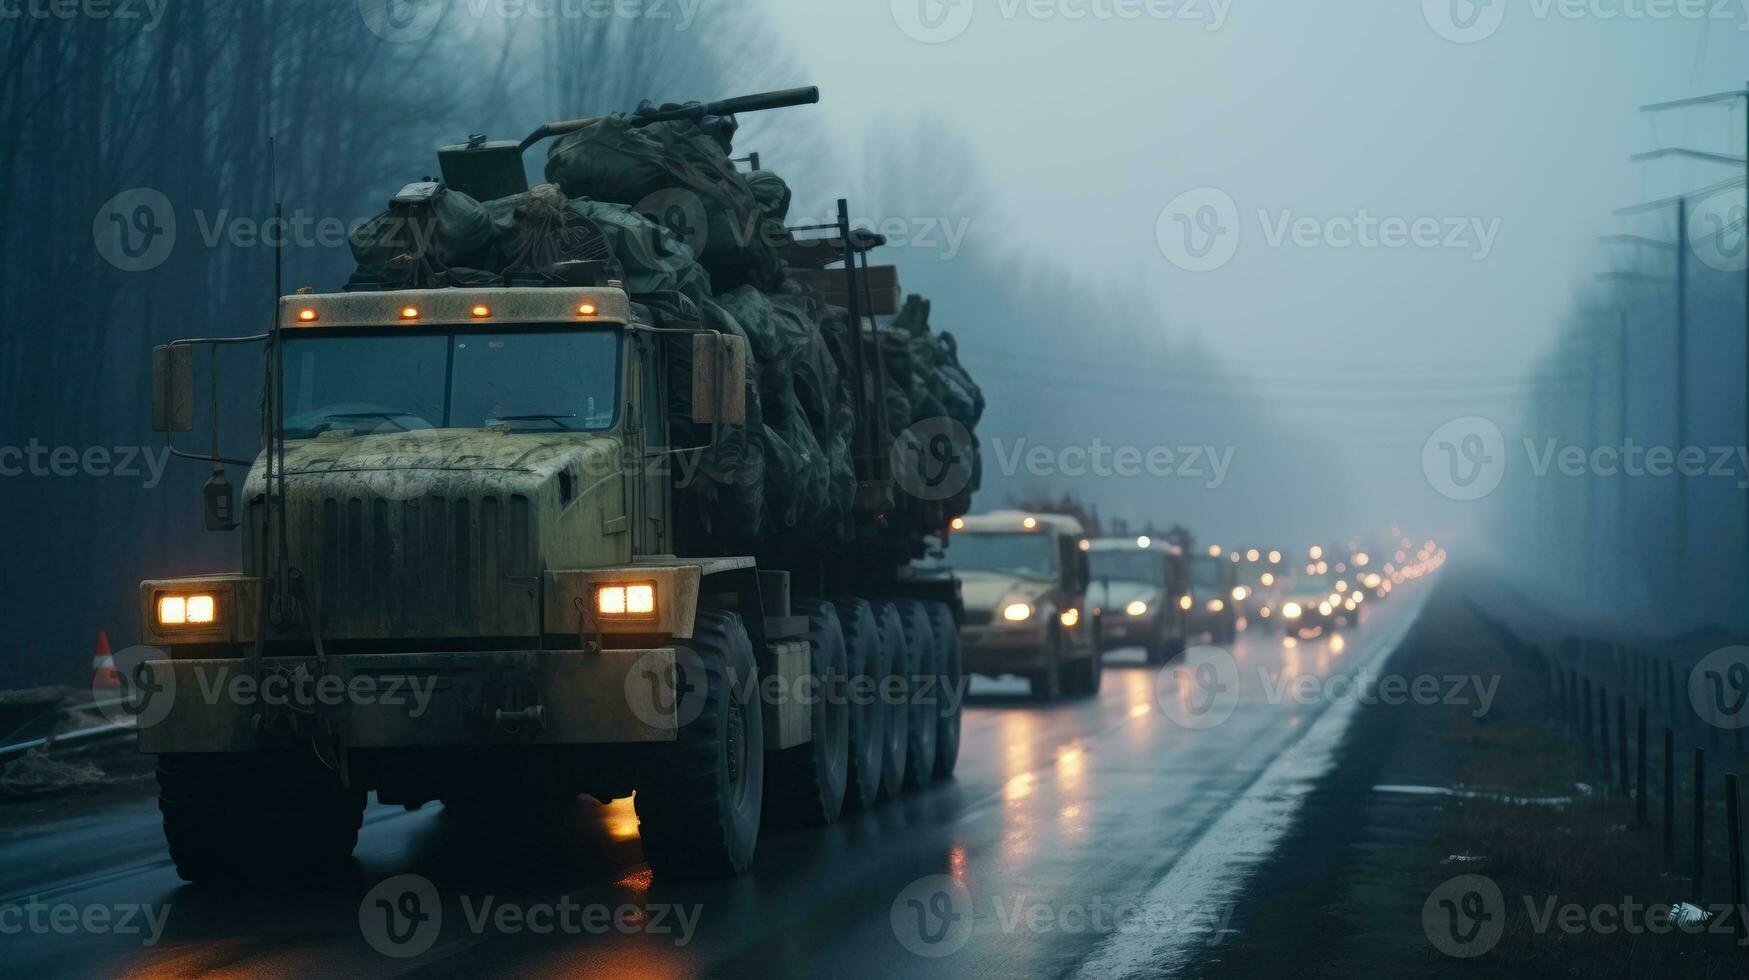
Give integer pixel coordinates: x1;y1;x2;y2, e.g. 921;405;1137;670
691;333;747;425
203;469;238;531
151;345;193;432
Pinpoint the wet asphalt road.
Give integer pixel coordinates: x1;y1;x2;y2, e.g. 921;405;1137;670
0;586;1428;980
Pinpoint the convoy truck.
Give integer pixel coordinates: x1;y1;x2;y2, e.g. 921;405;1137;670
944;511;1099;701
134;90;968;884
1088;536;1188;665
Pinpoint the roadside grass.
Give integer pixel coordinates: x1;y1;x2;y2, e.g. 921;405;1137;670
1192;572;1749;979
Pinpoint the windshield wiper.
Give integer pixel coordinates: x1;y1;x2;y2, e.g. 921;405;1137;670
487;413;580;431
284;411;419;438
321;411;416;431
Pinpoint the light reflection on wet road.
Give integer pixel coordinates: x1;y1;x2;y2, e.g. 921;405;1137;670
0;587;1427;980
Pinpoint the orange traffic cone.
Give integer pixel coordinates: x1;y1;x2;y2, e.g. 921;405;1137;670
91;629;121;688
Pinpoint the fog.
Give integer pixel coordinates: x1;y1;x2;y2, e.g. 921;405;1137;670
0;0;1744;686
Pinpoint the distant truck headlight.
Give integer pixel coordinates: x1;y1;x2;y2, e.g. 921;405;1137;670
157;593;217;627
1126;600;1149;617
597;583;657;617
1003;602;1034;623
1283;602;1303;620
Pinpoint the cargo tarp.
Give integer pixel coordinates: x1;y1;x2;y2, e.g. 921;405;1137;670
349;117;983;558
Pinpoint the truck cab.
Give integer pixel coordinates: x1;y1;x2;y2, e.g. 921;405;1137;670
941;511;1099;701
1087;536;1188;665
1185;547;1240;644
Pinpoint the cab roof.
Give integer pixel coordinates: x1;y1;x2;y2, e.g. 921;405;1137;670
957;510;1086;537
279;286;632;330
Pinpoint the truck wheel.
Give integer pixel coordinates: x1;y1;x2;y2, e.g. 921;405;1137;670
635;608;764;878
922;601;962;780
831;597;887;811
1062;644;1103;698
894;600;940;790
764;599;850;828
872;601;910;802
158;750;365;886
1145;628;1172;666
1030;629;1064;702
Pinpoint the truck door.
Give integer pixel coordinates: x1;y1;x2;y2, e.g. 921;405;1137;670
630;339;671;555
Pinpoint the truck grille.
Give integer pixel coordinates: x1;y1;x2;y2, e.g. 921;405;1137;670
250;494;540;639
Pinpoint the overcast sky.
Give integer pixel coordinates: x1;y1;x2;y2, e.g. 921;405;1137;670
761;0;1747;541
765;3;1742;368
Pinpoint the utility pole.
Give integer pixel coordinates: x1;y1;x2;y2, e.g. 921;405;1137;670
1639;85;1749;625
1676;198;1688;613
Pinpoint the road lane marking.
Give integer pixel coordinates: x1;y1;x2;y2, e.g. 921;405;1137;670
1069;594;1426;979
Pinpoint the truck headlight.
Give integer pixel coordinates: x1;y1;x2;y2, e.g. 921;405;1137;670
597;583;657;617
1002;602;1034;623
1126;600;1149;617
157;593;217;626
1283;602;1303;619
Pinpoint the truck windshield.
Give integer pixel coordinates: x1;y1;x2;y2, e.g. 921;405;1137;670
946;533;1058;579
281;329;620;437
1089;550;1164;585
1188;557;1225;588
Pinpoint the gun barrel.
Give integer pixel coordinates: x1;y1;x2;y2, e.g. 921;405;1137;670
520;87;819;153
629;86;820;127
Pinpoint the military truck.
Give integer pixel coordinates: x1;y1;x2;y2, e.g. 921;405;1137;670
1185;547;1239;644
943;511;1099;700
134;88;974;884
1087;536;1188;665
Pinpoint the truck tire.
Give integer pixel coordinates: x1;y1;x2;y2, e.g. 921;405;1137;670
831;597;887;812
922;601;962;780
872;601;910;802
1145;628;1172;666
1030;628;1064;702
764;599;850;828
635;608;764;878
1062;642;1103;698
158;750;365;886
893;600;939;790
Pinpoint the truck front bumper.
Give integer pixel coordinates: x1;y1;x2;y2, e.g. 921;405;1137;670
1097;614;1158;650
136;648;680;754
961;625;1052;675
